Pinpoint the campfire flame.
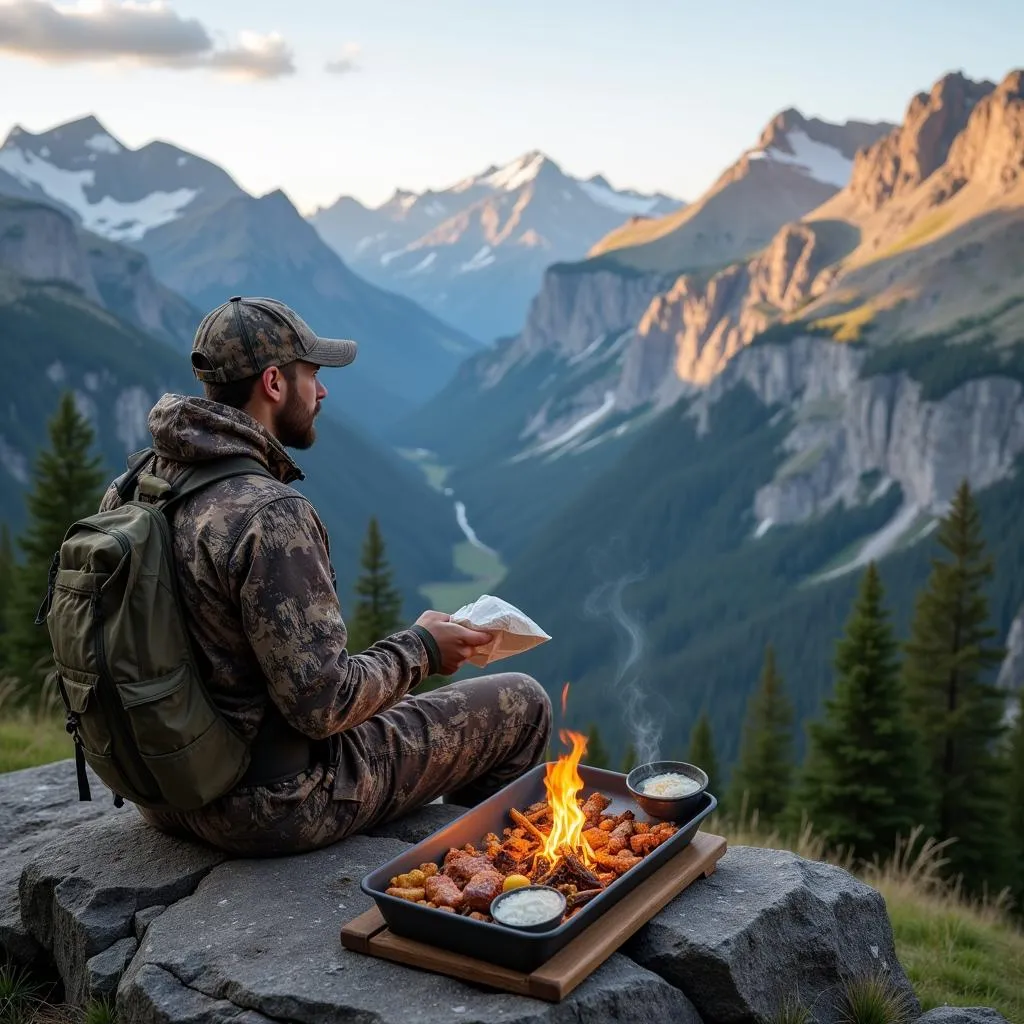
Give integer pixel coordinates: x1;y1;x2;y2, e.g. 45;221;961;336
540;729;596;866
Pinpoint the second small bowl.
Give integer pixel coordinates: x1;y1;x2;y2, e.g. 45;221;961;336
489;884;567;933
626;760;709;820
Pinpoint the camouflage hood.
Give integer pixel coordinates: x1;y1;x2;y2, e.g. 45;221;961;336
147;393;303;484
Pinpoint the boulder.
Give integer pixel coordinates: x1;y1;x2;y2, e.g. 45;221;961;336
365;800;470;844
1;760;1010;1024
918;1009;1011;1023
0;759;126;966
18;811;225;1004
118;834;701;1024
624;845;921;1024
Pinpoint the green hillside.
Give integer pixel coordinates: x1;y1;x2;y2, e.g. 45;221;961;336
0;274;461;612
483;384;1024;770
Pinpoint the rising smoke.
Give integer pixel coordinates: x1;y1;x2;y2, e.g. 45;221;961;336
583;560;663;765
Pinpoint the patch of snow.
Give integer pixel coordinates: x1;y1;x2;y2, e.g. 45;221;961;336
354;232;386;256
568;334;607;366
454;501;498;557
84;132;122;155
754;518;774;539
83;372;101;392
868;475;894;502
406;252;437;275
0;147;198;241
397;193;417;212
562;189;574;201
87;154;96;162
751;129;853;188
0;435;28;484
46;361;66;384
176;156;188;167
815;503;922;581
424;200;446;217
115;386;152;452
520;391;617;459
480;152;545;192
380;246;411;267
458;245;495;273
39;146;50;157
578;178;663;216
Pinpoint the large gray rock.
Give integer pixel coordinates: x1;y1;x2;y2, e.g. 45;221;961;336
624;845;920;1024
0;759;126;965
119;834;703;1024
918;1008;1011;1023
364;800;468;844
19;811;225;1004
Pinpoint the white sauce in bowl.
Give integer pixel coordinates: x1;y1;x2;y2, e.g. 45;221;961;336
493;888;564;926
641;772;702;798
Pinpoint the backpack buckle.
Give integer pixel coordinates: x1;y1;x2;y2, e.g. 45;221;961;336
137;473;173;501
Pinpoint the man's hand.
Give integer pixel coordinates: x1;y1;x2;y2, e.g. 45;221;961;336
415;610;493;675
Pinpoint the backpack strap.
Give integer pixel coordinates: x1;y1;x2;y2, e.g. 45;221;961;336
134;456;277;513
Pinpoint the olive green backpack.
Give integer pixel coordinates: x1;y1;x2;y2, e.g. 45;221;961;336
39;448;273;811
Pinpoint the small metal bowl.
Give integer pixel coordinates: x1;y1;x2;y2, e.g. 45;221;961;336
626;760;709;820
489;884;567;933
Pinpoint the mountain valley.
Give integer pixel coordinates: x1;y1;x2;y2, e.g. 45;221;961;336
394;68;1024;762
2;67;1023;772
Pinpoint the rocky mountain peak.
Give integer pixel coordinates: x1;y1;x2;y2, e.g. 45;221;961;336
740;110;895;191
941;67;1024;195
848;71;996;211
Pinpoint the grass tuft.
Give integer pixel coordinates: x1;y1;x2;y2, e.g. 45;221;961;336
838;973;916;1024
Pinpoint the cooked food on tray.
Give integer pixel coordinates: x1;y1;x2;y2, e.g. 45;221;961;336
384;787;679;926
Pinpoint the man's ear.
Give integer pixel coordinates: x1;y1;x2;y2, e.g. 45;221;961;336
258;365;286;405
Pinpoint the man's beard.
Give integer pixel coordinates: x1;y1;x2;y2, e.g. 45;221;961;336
274;389;318;449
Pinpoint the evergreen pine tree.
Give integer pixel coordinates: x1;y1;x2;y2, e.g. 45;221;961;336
347;517;404;655
797;562;929;863
687;710;720;788
902;480;1009;888
585;723;610;769
620;742;638;773
4;393;105;693
729;643;795;827
1004;702;1024;905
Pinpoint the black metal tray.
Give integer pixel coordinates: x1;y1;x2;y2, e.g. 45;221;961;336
361;763;717;973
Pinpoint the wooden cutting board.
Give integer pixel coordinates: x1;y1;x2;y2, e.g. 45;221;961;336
341;830;727;1002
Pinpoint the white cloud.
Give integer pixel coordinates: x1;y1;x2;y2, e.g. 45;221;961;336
0;0;296;79
324;41;359;75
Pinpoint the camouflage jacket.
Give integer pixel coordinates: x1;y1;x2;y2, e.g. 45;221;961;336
99;393;433;750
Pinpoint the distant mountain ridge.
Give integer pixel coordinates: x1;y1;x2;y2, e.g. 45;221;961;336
589;107;896;272
0;196;461;604
0;116;481;430
308;150;684;342
396;67;1024;763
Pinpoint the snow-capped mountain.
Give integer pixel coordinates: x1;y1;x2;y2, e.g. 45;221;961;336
0;116;243;243
590;109;896;272
0;115;480;430
309;151;684;342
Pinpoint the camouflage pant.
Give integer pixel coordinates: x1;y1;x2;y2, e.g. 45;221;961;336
139;673;553;856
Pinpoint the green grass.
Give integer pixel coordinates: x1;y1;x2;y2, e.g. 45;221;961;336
875;209;953;261
420;540;507;612
0;709;71;774
718;817;1024;1023
883;891;1024;1019
395;447;450;492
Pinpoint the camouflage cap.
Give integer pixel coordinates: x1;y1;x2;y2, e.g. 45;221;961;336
190;296;358;384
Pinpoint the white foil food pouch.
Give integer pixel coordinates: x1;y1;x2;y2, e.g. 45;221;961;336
450;594;551;667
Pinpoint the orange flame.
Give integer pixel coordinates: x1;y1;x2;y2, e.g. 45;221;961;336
560;682;570;718
540;729;596;866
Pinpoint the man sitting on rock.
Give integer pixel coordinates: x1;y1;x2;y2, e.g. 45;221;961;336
97;295;553;857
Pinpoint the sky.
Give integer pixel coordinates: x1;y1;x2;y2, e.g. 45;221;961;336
0;0;1021;213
